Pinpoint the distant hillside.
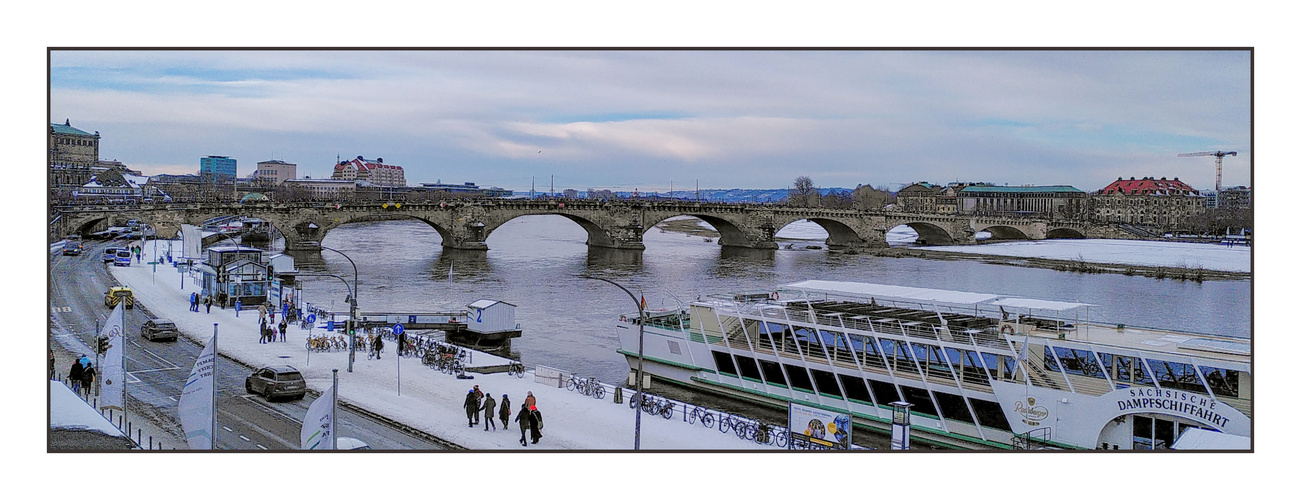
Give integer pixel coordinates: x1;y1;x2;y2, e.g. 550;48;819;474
609;187;854;203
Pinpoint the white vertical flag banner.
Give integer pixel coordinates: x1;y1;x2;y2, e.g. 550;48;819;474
99;302;126;409
179;333;217;449
181;224;202;259
301;384;335;450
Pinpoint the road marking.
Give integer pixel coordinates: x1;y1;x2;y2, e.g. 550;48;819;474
222;426;234;432
239;435;250;442
255;444;267;450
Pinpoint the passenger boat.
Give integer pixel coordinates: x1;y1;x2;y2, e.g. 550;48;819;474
613;280;1251;450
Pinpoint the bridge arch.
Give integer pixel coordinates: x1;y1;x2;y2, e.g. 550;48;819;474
643;213;753;249
891;222;956;246
1045;227;1086;239
481;212;621;249
975;225;1031;241
775;218;866;250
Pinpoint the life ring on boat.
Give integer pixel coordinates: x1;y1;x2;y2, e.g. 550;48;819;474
1000;324;1014;335
770;291;780;301
620;315;626;322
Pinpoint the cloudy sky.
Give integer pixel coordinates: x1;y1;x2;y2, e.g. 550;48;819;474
50;50;1249;194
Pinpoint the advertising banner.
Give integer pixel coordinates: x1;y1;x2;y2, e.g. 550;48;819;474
788;401;851;449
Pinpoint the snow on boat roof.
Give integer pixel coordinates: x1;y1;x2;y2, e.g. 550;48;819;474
783;280;1001;306
467;299;515;309
987;297;1092;312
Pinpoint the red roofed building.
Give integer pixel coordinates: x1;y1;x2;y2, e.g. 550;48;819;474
1092;176;1205;228
332;156;406;187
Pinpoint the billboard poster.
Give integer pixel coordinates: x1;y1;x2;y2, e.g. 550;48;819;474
788;401;851;449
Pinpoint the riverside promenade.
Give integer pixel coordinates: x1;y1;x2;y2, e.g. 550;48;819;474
109;246;772;450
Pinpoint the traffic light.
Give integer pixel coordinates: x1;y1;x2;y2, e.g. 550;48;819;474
96;336;110;355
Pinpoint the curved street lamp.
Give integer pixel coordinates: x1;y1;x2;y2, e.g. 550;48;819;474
321;245;360;373
579;275;647;450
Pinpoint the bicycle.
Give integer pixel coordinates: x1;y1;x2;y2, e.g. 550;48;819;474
686;406;714;428
506;361;525;378
567;376;606;399
717;412;737;434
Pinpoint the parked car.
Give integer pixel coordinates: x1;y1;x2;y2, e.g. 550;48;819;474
103;247;123;263
114;248;132;266
141;318;179;342
104;286;133;309
245;365;307;401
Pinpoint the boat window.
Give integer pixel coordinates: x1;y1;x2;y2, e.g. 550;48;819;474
783;365;815;392
1053;347;1106;380
970;398;1012;431
869;380;900;405
934;392;975;424
734;355;762;381
981;352;1002;381
712;351;738;377
1147;358;1208;394
947;347;991;385
900;386;938;417
1133;358;1155;386
760;360;787;386
837;374;872;404
811;369;842;399
1114;356;1132;382
1198;366;1239;398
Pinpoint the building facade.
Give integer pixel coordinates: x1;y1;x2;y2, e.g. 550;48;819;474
957;185;1087;218
895;182;944;212
1091;177;1205;227
1216;186;1252;210
254;160;297;184
200;155;237;180
332;156;406;187
281;178;358;200
49;120;100;167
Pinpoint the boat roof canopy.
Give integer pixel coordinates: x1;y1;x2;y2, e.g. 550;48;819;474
987;297;1092;312
782;280;1091;312
783;280;1001;307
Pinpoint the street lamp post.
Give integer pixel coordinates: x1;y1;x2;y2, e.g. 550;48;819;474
580;275;646;450
321;246;359;373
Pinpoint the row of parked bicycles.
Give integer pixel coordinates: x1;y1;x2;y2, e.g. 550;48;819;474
625;393;790;447
566;376;606;399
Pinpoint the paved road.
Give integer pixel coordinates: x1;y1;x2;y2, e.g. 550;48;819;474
49;240;448;450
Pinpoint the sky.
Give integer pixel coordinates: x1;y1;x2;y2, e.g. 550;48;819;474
49;50;1251;194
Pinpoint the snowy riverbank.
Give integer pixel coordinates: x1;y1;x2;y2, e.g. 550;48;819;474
110;244;774;450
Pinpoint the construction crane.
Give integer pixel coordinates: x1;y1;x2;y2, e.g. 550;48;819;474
1178;150;1237;192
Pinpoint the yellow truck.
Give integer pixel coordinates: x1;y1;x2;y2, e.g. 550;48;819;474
104;286;134;309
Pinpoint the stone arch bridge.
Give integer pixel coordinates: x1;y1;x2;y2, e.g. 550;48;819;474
54;201;1126;252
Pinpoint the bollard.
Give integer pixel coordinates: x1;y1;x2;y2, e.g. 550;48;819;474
108;408;113;421
613;386;622;404
137;429;142;444
149;436;152;449
128;421;132;436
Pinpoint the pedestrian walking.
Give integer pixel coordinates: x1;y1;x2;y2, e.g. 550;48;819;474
269;308;276;324
82;363;97;398
258;304;267;323
190;292;198;312
68;359;84;395
372;335;383;359
235;298;242;317
481;393;497;431
259;323;268;344
472;385;484;424
499;394;511;430
204;295;212;313
49;349;55;380
524;391;536;410
279;319;287;342
515;402;530;446
528;405;543;444
397;330;407;356
463;390;479;427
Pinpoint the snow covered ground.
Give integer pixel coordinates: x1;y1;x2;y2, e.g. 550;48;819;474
917;239;1251;273
110;243;776;450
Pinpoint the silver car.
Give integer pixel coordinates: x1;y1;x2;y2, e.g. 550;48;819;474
245;365;307;401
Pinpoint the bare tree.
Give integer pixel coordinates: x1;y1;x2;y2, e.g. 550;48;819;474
789;175;818;207
851;184;892;210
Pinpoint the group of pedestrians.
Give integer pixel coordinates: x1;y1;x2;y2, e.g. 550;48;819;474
461;387;543;446
188;292;211;313
65;355;97;399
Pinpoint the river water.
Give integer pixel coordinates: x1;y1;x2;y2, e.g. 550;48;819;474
284;216;1251;393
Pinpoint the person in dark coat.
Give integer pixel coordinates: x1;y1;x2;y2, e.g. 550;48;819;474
397;330;407;356
514;402;531;446
463;390;479;427
279;319;287;342
528;405;543;444
372;335;383;359
82;363;97;398
68;359;84;395
49;349;55;380
481;393;497;431
499;394;511;430
204;295;212;313
471;385;483;424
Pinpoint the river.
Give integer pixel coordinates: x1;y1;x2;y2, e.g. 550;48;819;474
282;216;1251;394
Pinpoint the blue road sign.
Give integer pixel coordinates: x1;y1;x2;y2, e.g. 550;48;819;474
409;315;417;324
326;320;335;332
306;313;316;324
393;323;404;335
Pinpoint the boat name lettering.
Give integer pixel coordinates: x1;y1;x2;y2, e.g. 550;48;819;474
1118;388;1230;428
1014;398;1049;424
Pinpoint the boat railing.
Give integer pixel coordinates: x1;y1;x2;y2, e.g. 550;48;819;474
1012;427;1053;450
